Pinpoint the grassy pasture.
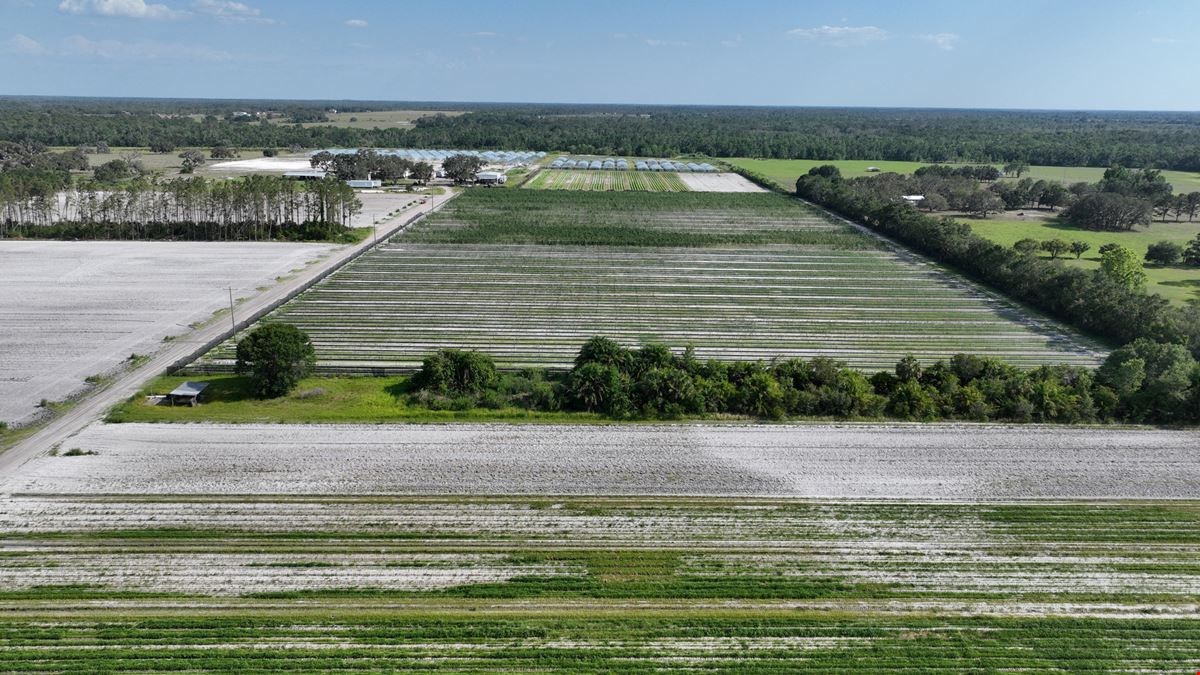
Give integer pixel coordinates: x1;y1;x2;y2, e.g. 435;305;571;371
298;109;464;129
964;216;1200;304
1;496;1197;671
726;158;1200;194
109;374;604;424
50;146;296;177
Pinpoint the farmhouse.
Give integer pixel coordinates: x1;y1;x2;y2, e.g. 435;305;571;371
166;381;209;407
475;171;507;185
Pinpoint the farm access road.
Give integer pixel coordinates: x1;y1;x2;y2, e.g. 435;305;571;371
0;189;458;477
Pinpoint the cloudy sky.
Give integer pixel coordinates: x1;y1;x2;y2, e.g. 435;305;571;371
1;0;1197;110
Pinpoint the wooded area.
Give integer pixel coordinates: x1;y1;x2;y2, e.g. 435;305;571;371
3;98;1200;170
0;171;360;240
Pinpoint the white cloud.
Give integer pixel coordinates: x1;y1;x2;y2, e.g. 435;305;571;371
192;0;270;23
645;38;688;48
344;18;367;28
785;25;887;47
720;34;742;48
60;34;231;60
4;33;47;55
58;0;187;20
468;31;496;38
919;32;960;51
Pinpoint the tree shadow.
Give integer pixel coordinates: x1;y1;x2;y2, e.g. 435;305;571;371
1158;278;1200;300
384;379;416;401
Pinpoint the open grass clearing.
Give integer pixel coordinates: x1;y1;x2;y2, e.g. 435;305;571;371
297;109;464;129
108;374;602;424
964;216;1200;304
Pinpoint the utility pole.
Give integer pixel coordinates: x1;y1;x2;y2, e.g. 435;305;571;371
228;286;236;331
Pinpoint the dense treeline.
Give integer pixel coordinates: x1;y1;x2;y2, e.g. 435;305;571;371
4;98;1200;170
793;167;1200;355
407;338;1200;424
0;172;360;240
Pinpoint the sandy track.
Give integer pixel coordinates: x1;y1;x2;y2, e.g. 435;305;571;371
5;423;1197;499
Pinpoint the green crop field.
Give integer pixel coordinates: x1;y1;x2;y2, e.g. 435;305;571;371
525;168;689;191
194;190;1102;372
965;216;1200;304
1;496;1197;671
726;158;1200;194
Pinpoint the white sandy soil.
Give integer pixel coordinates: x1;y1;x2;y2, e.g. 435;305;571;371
0;241;335;426
5;422;1197;499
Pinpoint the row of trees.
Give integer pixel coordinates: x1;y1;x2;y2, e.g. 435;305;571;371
399;337;1200;424
793;166;1200;353
0;171;361;240
6;105;1200;170
309;149;434;183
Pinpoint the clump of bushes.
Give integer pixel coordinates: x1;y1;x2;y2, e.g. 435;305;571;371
406;336;1200;424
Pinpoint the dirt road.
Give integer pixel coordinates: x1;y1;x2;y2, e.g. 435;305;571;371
0;189;457;476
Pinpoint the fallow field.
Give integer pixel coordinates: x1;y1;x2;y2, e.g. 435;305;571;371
0;240;336;427
196;190;1103;372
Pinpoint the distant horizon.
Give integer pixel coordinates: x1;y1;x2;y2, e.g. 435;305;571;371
2;94;1198;115
3;1;1199;110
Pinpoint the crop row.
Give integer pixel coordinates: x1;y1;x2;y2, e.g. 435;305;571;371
525;169;690;192
200;243;1102;370
0;497;1197;670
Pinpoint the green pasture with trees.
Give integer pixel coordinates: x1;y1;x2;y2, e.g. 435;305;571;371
728;157;1200;194
116;335;1200;426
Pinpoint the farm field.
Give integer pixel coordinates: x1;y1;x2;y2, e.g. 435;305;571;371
298;109;465;129
51;146;284;178
964;216;1200;304
525;169;689;191
725;158;1200;194
195;190;1102;372
0;491;1197;670
0;240;336;428
7;422;1198;497
523;169;763;193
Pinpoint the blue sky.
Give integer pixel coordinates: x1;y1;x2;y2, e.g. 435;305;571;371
1;0;1197;110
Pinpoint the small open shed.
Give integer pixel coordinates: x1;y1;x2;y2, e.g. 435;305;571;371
167;381;209;407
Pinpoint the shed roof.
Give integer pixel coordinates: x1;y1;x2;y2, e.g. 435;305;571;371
169;382;209;397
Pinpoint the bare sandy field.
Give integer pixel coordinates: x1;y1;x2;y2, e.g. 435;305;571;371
351;191;427;228
0;241;335;426
206;156;314;173
678;172;767;192
6;423;1196;499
